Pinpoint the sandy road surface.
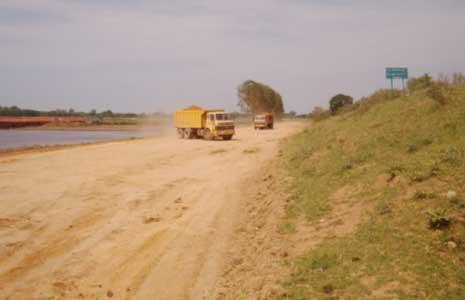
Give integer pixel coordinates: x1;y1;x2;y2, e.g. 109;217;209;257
0;122;301;300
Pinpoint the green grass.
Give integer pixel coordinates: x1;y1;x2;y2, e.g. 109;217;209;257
280;221;297;234
282;86;465;299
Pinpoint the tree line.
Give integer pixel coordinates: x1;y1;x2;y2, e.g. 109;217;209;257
0;106;157;118
3;77;318;118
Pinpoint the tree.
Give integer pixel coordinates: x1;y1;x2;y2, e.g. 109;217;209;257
100;110;114;117
329;94;353;114
452;73;465;86
237;80;284;117
310;106;324;117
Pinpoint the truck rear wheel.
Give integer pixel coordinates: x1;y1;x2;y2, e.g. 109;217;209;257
177;129;184;139
223;135;232;141
184;128;192;139
191;129;198;139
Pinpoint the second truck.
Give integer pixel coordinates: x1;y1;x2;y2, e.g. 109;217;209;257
254;112;274;129
174;105;235;140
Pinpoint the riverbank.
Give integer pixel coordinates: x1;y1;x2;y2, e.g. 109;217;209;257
0;136;154;158
0;128;169;155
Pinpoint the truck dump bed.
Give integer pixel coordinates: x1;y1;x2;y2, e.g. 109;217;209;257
174;106;225;129
174;106;205;129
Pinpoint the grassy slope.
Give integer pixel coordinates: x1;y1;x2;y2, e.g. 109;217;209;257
283;87;465;299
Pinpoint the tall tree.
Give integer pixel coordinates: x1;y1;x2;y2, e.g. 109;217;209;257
237;80;284;117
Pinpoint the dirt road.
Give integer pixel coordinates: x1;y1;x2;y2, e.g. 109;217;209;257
0;122;301;300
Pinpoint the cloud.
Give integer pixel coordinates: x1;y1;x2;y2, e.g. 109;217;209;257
0;4;68;26
290;0;465;10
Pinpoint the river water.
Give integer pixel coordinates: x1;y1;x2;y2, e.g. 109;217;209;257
0;129;159;150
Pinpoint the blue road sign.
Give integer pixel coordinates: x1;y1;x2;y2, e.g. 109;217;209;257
386;68;408;79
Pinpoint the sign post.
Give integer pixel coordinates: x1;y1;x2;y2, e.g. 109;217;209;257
386;67;408;90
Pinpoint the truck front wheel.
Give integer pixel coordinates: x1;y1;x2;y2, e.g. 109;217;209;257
204;129;212;140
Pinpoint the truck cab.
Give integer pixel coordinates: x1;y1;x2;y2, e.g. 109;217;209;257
205;112;235;140
254;113;274;130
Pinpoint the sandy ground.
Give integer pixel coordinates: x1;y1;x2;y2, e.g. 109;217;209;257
0;122;302;300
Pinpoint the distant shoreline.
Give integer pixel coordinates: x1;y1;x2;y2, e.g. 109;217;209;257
0;124;174;155
2;124;170;132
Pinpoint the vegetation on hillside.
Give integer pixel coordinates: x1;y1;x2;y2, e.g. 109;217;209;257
329;93;353;114
310;73;465;122
283;77;465;299
237;80;284;117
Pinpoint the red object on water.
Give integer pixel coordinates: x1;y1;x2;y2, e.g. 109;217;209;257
0;116;84;128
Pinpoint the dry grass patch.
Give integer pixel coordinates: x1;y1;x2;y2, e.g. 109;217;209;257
210;148;228;155
243;147;260;154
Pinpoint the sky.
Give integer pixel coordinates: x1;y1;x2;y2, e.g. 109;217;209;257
1;0;465;114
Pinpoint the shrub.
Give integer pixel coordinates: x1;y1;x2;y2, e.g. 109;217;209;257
411;165;440;182
407;138;433;153
310;106;331;122
449;196;465;209
408;74;433;91
451;73;465;86
441;146;463;166
427;82;448;105
377;202;392;215
387;164;405;179
329;94;353;114
337;102;359;114
440;73;465;87
413;190;436;200
309;253;335;270
428;208;451;229
354;89;403;114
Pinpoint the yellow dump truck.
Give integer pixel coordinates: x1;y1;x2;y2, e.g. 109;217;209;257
254;112;274;129
174;106;235;140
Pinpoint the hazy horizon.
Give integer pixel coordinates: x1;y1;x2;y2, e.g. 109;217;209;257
1;0;465;114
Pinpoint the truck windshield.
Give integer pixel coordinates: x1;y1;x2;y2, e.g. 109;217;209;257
215;114;232;120
255;115;265;120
